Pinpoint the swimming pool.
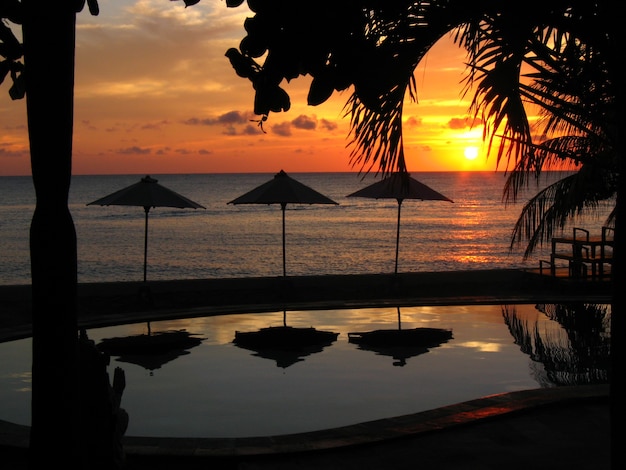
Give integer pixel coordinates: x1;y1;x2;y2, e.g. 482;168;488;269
0;303;610;438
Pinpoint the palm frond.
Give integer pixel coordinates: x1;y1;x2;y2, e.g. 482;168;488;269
345;2;473;176
510;169;616;257
345;84;409;176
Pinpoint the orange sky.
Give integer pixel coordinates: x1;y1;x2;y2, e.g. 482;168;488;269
0;0;509;176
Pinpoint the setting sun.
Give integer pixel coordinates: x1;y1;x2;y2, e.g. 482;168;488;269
464;146;479;160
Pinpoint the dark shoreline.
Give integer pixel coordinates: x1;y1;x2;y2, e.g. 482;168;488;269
0;269;612;342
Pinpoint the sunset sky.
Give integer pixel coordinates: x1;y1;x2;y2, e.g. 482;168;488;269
1;0;509;176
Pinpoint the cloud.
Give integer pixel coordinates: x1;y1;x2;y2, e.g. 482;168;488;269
292;114;317;130
141;120;170;130
217;110;251;125
74;0;252;102
290;114;339;132
242;123;264;135
183;111;340;138
0;146;26;158
183;110;252;126
102;121;156;133
81;120;98;130
320;119;338;131
405;116;423;128
271;121;292;137
116;146;152;155
182;110;342;138
1;123;27;131
183;117;213;126
447;116;483;130
153;146;213;156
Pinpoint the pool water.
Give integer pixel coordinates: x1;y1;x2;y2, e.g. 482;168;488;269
0;303;610;438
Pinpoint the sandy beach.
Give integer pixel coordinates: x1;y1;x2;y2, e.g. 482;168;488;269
0;268;613;342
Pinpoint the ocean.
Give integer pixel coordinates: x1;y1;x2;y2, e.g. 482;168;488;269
0;171;614;285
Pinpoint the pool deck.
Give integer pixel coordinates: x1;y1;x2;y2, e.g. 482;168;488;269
1;385;610;469
0;269;614;469
0;268;613;343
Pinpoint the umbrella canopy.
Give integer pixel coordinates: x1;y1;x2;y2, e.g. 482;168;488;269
87;175;205;282
347;172;453;274
87;175;205;209
228;170;337;276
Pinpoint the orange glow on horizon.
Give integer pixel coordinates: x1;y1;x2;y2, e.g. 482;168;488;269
0;7;507;176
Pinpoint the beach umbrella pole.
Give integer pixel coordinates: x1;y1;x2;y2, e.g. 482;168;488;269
281;203;287;277
395;200;403;275
143;206;149;283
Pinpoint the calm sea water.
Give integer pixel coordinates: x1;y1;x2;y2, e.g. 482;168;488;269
0;172;614;285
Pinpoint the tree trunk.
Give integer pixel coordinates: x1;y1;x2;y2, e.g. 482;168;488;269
22;1;79;466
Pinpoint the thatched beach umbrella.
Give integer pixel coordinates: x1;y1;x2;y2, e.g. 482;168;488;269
228;170;338;277
347;172;453;274
87;175;205;282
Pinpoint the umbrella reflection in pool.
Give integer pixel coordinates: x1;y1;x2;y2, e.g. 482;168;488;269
97;329;206;375
233;310;339;368
348;307;453;366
